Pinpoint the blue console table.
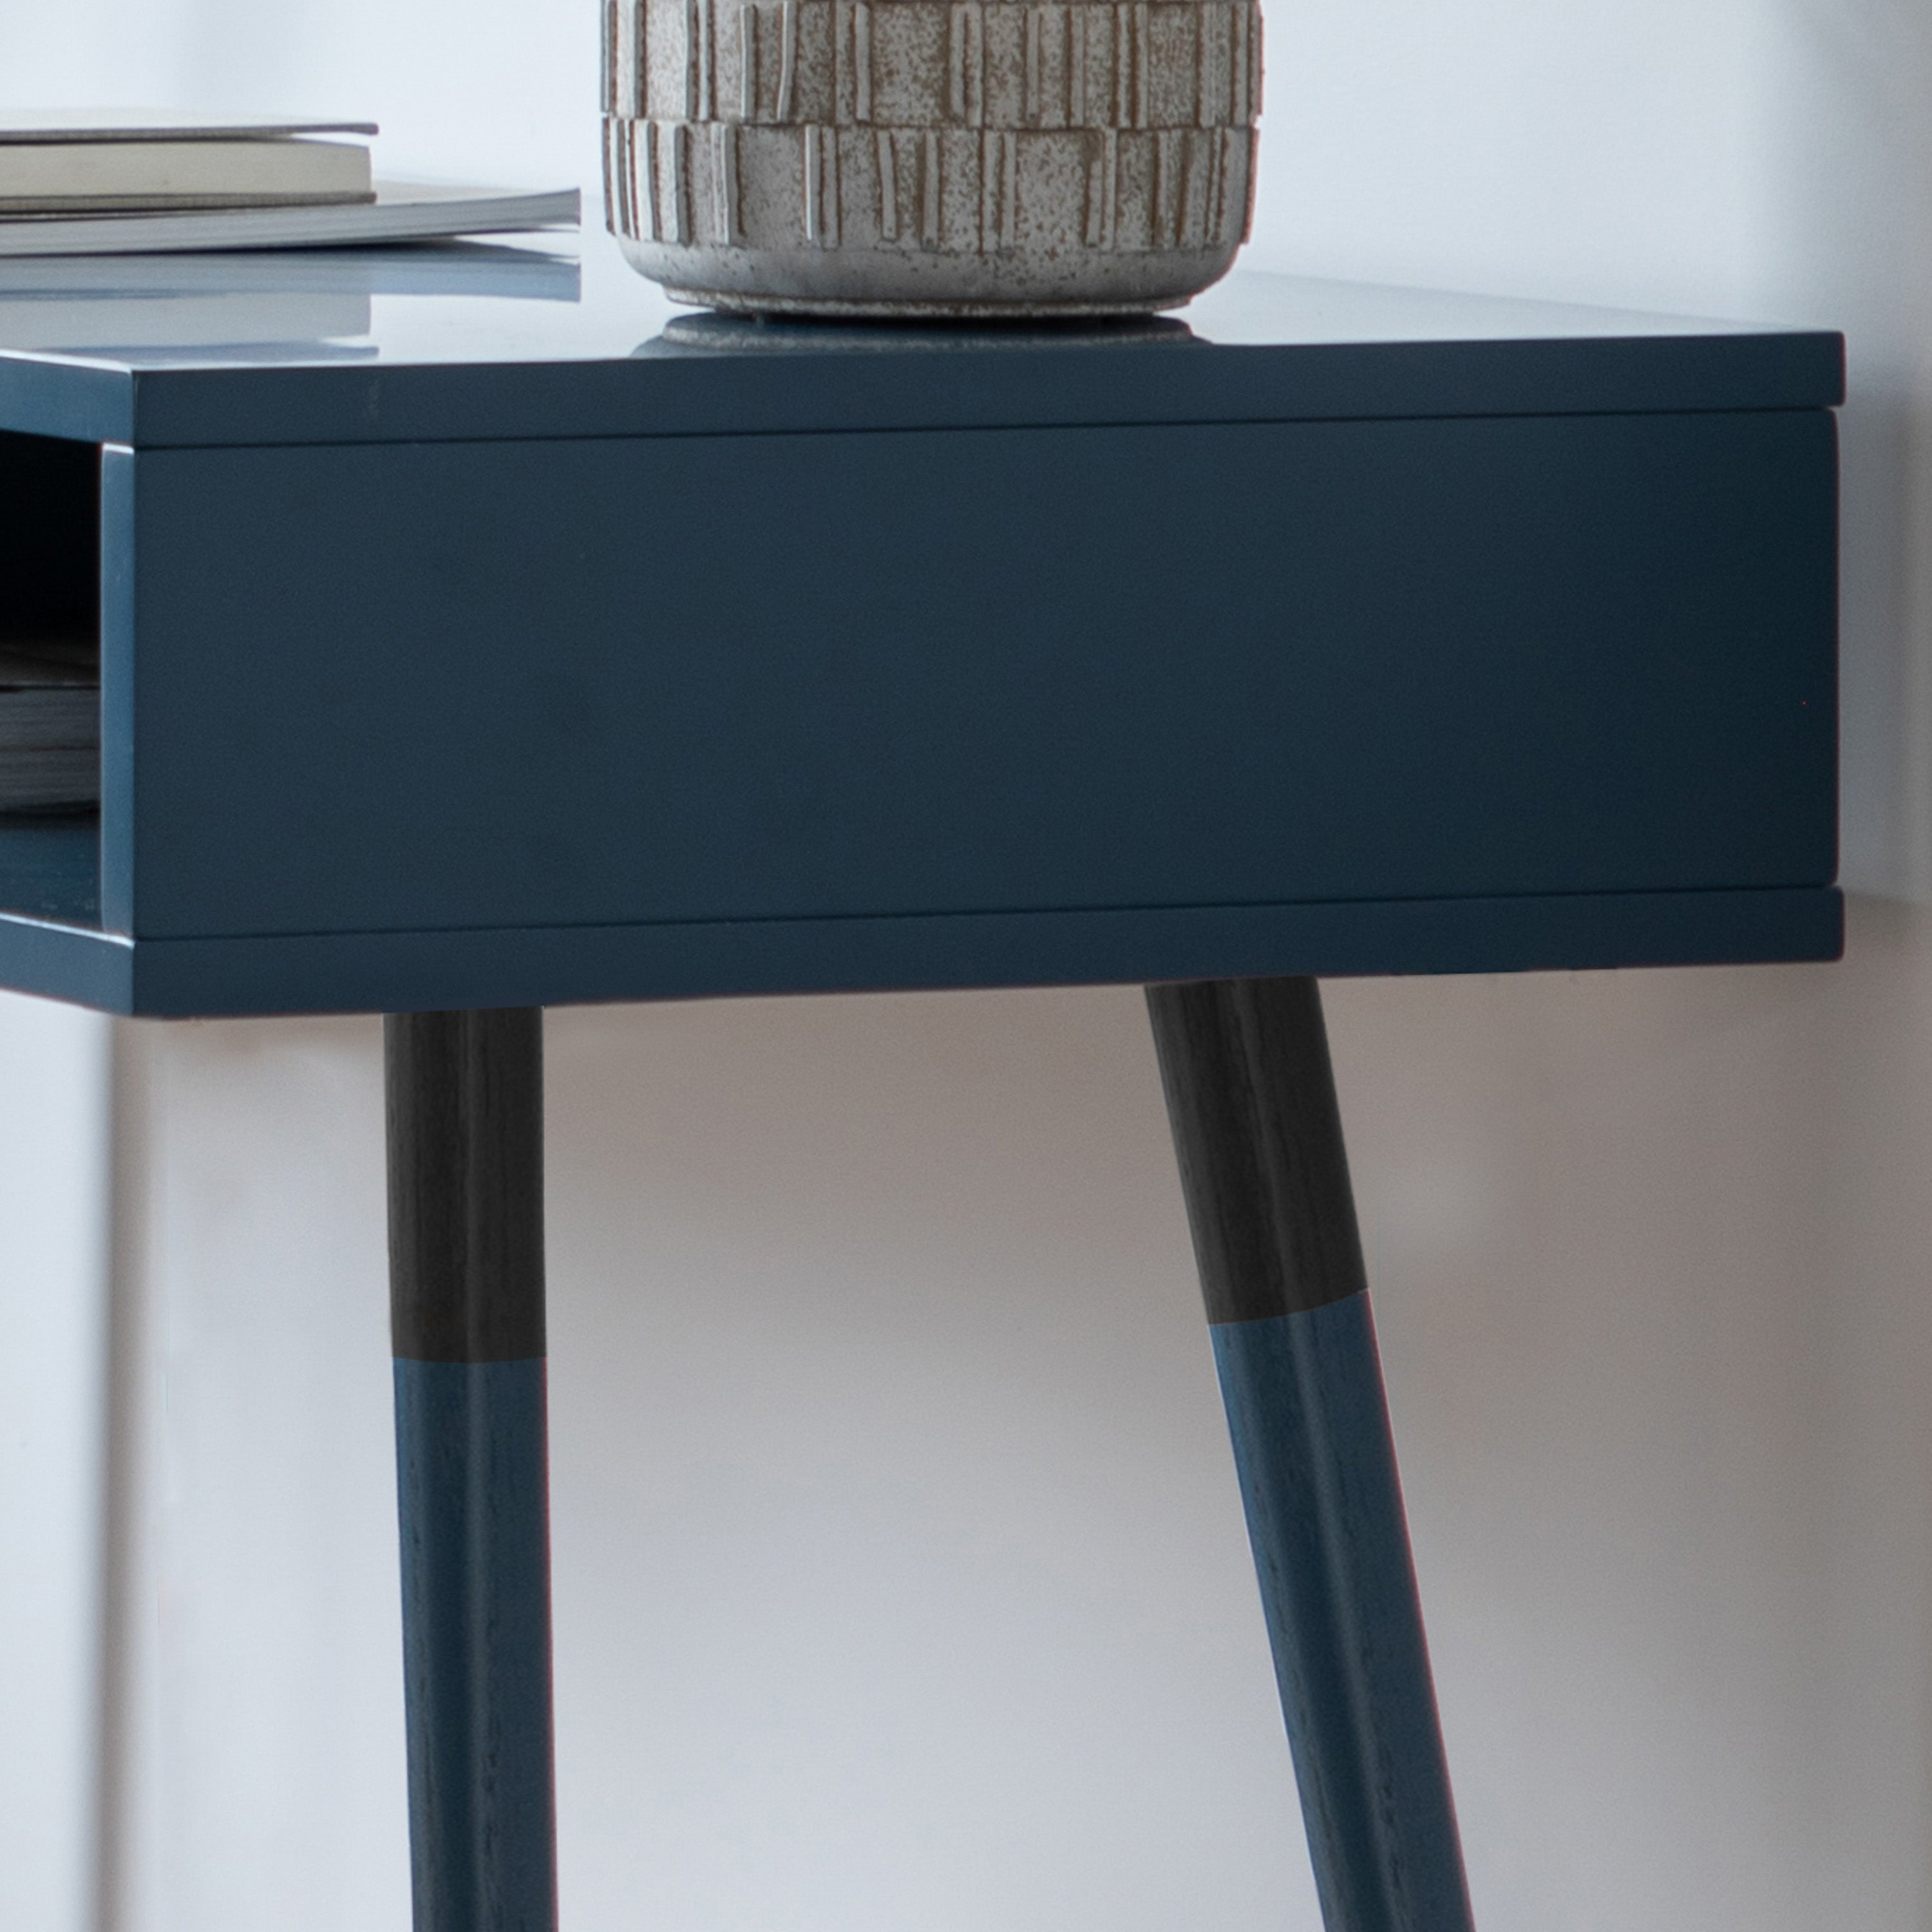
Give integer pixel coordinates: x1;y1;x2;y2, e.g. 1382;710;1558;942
0;242;1841;1932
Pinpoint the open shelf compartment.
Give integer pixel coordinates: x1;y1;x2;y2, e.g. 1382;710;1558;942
0;427;101;929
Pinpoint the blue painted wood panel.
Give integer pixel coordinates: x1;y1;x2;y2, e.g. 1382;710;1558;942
0;882;1841;1018
112;410;1835;946
1213;1296;1473;1932
0;267;1847;1016
393;1359;555;1932
0;316;1845;449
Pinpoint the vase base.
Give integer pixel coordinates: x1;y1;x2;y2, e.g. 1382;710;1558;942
665;286;1186;320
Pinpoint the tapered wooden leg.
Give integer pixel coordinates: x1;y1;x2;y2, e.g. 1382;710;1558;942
1146;977;1474;1932
386;1010;556;1932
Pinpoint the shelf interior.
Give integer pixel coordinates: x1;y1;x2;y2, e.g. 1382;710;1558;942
0;428;100;926
0;820;99;926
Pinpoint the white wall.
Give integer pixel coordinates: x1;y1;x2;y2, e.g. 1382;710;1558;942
0;998;109;1932
3;0;1931;1927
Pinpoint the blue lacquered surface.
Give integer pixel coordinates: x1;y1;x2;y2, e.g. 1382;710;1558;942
0;231;1842;444
1213;1294;1473;1932
393;1358;555;1932
0;234;1844;1016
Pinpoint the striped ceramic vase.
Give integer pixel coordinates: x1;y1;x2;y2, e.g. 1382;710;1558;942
601;0;1260;314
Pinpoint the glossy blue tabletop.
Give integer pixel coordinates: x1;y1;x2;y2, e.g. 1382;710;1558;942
0;232;1843;1016
0;230;1842;447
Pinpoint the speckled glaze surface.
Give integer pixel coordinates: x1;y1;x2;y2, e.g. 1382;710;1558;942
601;0;1261;315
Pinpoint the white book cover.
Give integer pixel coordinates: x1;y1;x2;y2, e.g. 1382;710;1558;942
0;180;580;258
0;138;373;214
0;109;378;142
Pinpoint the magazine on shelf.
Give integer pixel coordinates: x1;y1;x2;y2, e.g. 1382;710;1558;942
0;180;580;258
0;639;97;814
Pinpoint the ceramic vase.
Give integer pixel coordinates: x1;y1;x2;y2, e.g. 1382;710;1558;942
601;0;1261;315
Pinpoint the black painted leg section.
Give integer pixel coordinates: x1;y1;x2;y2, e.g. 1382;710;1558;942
386;1010;557;1932
1146;977;1475;1932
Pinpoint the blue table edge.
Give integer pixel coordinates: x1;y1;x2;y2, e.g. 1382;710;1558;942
0;886;1844;1018
0;327;1848;449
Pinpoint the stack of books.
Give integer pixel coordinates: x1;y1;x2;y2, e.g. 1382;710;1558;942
0;111;578;256
0;117;578;812
0;638;97;815
0;110;381;213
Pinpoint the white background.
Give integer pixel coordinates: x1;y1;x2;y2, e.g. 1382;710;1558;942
1;2;1930;1927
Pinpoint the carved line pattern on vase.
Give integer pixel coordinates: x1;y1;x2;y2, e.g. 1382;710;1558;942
606;114;1253;254
603;0;1258;254
611;0;1258;129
